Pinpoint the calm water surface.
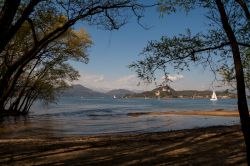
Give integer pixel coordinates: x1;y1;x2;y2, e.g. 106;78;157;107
0;97;244;137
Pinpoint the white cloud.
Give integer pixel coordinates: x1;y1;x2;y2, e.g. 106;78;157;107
74;73;155;91
162;74;184;82
116;75;136;83
116;75;139;87
74;72;186;92
80;73;105;83
75;72;227;92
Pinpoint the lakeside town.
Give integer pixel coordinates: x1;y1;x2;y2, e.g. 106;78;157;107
124;85;237;99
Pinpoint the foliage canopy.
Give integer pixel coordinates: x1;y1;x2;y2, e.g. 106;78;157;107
0;0;146;114
130;0;250;163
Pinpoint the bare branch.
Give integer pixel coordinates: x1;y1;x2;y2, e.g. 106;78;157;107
105;9;119;30
238;42;250;48
26;18;38;46
235;0;250;21
191;42;230;54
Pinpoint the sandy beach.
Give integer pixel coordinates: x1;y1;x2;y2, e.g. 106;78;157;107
127;109;239;117
0;125;246;165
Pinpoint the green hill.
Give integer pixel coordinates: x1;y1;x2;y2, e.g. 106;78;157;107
125;85;236;99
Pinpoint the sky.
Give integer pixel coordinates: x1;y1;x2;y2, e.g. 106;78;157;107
72;2;222;92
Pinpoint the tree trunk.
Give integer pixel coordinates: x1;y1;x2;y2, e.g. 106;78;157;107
0;0;21;45
0;0;41;54
216;0;250;164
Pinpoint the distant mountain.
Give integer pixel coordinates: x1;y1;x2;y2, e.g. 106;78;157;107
126;85;176;98
106;89;135;98
125;85;236;99
61;84;108;97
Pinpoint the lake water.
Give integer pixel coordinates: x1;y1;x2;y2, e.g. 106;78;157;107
0;97;244;138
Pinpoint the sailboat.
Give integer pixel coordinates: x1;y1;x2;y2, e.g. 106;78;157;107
210;91;218;101
113;95;117;99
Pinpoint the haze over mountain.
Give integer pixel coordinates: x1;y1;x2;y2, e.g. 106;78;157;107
61;84;236;99
106;89;135;98
61;85;135;98
61;84;108;97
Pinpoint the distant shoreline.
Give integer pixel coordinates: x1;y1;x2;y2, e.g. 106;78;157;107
124;96;237;99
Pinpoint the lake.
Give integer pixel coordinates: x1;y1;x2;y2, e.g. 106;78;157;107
0;97;243;138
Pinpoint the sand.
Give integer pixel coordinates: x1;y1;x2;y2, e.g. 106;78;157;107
127;109;239;117
0;125;247;165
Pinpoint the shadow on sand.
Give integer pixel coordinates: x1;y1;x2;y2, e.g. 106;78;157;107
0;125;246;165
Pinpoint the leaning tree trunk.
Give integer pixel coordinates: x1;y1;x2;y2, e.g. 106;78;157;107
216;0;250;164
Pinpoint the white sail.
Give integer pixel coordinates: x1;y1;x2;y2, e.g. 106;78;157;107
210;91;218;101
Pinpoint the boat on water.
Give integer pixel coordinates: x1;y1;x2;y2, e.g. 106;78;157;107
113;95;117;99
210;91;218;101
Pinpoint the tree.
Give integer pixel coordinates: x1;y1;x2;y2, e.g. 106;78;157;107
1;13;92;115
130;0;250;164
219;49;250;91
0;0;146;114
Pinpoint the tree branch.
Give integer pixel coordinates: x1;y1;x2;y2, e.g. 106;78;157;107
26;18;38;46
105;9;120;30
238;42;250;48
191;42;230;55
235;0;250;21
0;0;42;54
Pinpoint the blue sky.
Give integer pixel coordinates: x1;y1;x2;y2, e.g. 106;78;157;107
72;3;221;92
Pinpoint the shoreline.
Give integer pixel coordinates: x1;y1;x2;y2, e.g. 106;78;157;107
0;125;246;165
127;109;239;117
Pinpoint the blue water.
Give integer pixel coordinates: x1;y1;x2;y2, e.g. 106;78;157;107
0;97;243;137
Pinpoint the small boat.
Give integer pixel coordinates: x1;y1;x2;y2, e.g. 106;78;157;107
113;95;117;99
210;91;218;101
